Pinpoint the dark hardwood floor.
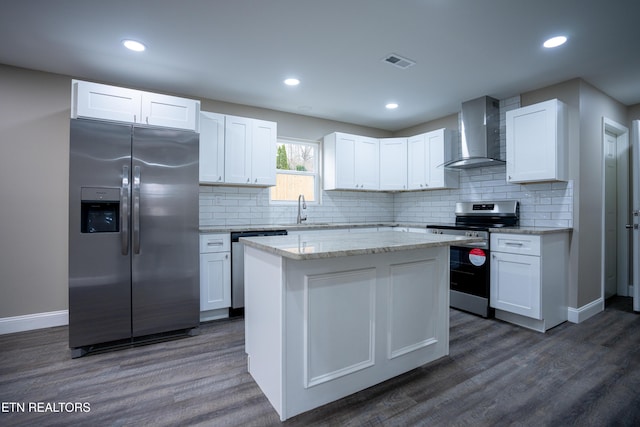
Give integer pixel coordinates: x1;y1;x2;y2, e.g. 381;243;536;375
1;297;639;426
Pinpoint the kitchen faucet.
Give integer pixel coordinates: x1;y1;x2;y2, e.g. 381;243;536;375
297;194;307;224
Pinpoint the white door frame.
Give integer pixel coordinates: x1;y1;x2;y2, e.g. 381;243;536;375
601;117;630;300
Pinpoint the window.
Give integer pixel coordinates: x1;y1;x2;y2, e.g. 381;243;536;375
270;138;319;203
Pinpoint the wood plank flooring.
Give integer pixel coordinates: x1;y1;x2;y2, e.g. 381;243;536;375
1;297;639;426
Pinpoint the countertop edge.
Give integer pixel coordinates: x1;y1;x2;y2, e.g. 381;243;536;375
489;227;573;235
200;223;573;235
240;233;483;261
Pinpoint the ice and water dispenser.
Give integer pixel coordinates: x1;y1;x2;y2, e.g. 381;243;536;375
80;187;120;233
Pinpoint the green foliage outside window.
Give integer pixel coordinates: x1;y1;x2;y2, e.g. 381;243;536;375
276;145;289;170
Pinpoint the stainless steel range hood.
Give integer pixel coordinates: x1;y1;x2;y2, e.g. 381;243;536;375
444;96;505;169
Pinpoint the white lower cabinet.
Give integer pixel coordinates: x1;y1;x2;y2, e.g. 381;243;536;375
490;232;569;332
199;234;231;318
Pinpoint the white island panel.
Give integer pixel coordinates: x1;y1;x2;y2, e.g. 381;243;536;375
388;258;444;359
244;246;284;414
304;268;376;387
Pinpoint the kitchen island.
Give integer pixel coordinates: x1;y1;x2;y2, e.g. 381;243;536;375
240;230;481;421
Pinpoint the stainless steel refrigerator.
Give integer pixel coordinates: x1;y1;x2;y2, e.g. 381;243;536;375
69;118;200;357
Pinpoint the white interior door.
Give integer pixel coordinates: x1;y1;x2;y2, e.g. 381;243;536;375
632;120;640;312
604;131;617;299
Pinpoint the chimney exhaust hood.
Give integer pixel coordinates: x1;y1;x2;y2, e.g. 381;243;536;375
444;96;505;169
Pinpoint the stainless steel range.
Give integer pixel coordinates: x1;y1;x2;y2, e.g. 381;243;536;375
427;200;520;318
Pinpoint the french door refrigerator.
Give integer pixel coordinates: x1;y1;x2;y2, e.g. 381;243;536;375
69;118;200;357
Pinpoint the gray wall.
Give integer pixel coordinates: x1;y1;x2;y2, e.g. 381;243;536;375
629;103;640;121
0;66;70;318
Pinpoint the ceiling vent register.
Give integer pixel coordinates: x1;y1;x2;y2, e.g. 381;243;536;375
382;53;416;69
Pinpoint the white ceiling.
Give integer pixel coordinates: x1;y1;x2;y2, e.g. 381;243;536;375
1;0;639;131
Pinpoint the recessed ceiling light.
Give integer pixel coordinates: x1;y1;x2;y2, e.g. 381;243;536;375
543;36;567;48
123;39;146;52
284;78;300;86
385;103;399;110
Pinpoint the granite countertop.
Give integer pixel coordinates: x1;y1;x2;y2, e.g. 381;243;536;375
199;222;401;233
489;226;573;235
200;223;572;235
239;230;482;261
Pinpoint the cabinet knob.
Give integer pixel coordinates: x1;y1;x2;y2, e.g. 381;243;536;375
246;178;250;183
218;176;222;181
255;178;258;183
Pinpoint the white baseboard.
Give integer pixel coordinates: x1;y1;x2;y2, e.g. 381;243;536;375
567;298;604;323
0;310;69;335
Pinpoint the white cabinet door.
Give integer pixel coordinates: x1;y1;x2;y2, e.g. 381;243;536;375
490;251;541;319
223;115;276;186
407;129;457;190
141;92;200;130
425;131;444;188
334;133;357;189
355;137;380;190
251;119;277;186
199;112;225;183
200;252;231;311
407;134;427;190
72;80;141;123
380;138;407;191
506;99;567;183
324;132;379;190
225;115;253;184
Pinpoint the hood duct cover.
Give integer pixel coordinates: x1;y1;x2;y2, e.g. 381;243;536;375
444;95;505;169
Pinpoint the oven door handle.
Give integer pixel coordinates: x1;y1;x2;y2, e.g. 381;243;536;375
454;241;489;250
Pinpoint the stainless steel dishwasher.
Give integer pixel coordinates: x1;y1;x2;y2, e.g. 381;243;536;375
230;229;287;314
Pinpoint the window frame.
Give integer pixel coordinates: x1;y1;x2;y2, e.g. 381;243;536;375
269;137;321;205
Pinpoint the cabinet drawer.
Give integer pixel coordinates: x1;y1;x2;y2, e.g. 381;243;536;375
491;233;540;256
200;233;230;253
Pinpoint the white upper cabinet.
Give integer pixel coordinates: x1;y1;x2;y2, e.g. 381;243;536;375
225;115;252;184
251;119;277;186
71;80;200;131
324;132;380;190
224;115;276;186
407;129;458;190
354;136;380;190
506;99;568;183
379;138;408;191
72;80;141;123
199;111;226;183
141;92;199;130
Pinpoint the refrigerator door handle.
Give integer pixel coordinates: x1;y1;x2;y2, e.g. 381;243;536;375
133;165;141;254
121;165;130;255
